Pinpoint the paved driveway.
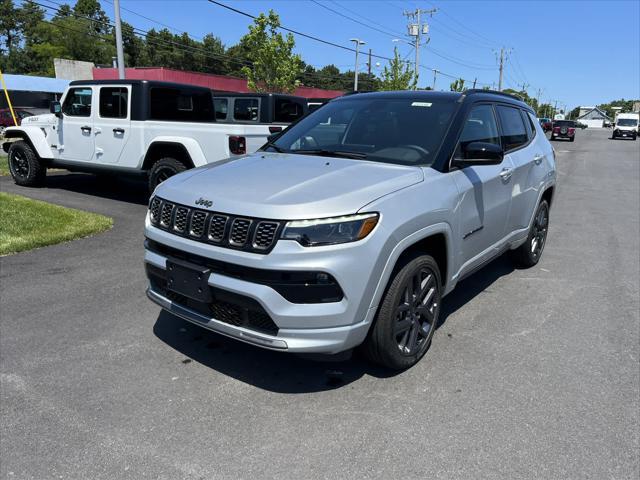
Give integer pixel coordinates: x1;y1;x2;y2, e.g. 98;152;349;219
1;129;638;479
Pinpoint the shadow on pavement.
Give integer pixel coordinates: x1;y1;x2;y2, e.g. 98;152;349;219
44;172;150;206
153;253;516;393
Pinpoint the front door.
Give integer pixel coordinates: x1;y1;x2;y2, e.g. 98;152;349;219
59;87;95;162
94;86;131;163
451;103;514;269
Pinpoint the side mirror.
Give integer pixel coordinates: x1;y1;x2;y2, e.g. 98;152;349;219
455;142;504;167
50;101;62;117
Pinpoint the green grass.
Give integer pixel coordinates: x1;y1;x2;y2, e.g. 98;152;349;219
0;192;113;255
0;152;8;176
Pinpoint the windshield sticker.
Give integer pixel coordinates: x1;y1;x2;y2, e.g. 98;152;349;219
411;102;432;107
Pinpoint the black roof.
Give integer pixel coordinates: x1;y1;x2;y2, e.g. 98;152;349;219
333;89;531;111
68;79;212;92
212;91;307;101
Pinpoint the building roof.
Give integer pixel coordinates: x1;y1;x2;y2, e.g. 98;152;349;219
2;74;69;93
577;106;611;120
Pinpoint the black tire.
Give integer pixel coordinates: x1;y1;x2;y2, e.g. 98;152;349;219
7;140;46;187
148;157;187;193
570;136;575;142
511;200;549;268
363;254;442;370
549;136;554;141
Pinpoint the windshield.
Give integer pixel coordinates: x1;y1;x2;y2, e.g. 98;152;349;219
554;120;575;127
267;97;458;166
617;118;638;127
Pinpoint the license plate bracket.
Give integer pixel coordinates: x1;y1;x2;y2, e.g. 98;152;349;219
166;258;212;303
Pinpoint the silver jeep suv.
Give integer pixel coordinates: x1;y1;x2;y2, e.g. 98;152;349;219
144;90;556;370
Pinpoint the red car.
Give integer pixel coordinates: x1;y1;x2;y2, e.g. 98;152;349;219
550;120;576;142
0;108;34;134
538;117;553;132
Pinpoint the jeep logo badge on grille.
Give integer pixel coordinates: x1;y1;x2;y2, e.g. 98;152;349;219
195;197;213;208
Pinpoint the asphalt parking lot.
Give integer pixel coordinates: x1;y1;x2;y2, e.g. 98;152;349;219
1;128;638;479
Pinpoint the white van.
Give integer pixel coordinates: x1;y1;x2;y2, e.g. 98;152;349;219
613;113;639;140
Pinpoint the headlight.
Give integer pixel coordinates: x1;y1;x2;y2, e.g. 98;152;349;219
281;213;379;247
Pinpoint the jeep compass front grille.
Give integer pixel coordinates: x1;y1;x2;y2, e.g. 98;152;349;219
149;197;283;254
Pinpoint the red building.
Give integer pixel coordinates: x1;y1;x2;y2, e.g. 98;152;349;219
92;67;344;99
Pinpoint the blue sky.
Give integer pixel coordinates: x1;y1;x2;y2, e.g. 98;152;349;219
105;0;639;110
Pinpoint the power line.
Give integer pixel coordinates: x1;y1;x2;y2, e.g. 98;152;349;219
310;0;401;40
34;1;360;85
35;0;494;91
330;0;406;38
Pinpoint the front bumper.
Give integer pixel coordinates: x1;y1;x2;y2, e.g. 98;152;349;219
144;217;386;353
146;287;369;353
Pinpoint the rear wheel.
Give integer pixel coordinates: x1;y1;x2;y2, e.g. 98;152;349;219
148;157;187;193
570;136;575;142
363;255;441;370
8;140;46;187
511;200;549;268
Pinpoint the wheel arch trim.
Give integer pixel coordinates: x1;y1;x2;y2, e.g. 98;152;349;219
142;137;205;170
2;127;53;159
367;222;455;313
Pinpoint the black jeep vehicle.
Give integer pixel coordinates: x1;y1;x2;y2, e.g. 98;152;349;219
213;92;308;130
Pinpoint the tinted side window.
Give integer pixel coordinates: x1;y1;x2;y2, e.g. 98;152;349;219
214;98;228;120
149;87;215;122
456;104;500;157
233;98;259;121
99;87;128;118
274;98;305;123
62;87;92;117
496;105;528;150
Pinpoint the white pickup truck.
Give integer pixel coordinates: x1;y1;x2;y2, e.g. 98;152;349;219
2;80;307;191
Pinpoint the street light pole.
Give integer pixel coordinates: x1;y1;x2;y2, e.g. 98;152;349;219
349;38;365;91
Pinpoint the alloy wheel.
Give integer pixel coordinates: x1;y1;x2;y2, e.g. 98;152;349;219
394;267;439;356
530;204;548;259
10;150;29;178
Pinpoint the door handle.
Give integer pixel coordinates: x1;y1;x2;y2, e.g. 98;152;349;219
533;154;544;165
113;128;125;134
499;167;513;181
80;125;91;132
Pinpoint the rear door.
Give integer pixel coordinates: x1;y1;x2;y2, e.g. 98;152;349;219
498;106;545;232
451;103;514;266
59;86;95;162
94;86;131;164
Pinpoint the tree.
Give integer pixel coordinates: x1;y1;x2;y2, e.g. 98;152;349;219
450;78;465;92
239;10;303;93
379;47;414;91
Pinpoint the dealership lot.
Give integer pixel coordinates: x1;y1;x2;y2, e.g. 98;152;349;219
1;128;638;479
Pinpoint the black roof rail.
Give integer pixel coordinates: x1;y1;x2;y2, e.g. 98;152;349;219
464;88;524;101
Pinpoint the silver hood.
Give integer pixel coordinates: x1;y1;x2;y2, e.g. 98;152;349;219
156;152;424;219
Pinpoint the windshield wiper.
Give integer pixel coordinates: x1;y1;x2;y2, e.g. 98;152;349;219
293;149;368;160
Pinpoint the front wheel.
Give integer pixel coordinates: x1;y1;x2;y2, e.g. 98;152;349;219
148;157;187;193
8;140;46;187
363;255;442;370
511;200;549;268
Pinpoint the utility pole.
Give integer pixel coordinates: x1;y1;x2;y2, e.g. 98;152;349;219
432;69;438;90
113;0;126;79
472;77;477;89
367;49;372;76
535;88;543;115
496;47;511;91
403;7;436;89
349;38;365;91
553;99;558;119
